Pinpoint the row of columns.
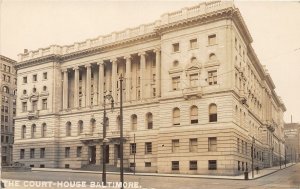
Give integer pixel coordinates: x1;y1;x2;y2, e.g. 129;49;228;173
62;49;161;110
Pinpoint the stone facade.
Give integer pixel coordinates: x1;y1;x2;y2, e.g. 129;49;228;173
0;55;17;165
13;1;286;175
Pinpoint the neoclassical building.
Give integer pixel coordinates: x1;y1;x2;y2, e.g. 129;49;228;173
0;55;17;165
13;1;286;175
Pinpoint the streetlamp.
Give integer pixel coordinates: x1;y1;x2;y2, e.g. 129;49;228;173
279;141;281;169
102;92;114;186
119;75;124;189
252;136;255;179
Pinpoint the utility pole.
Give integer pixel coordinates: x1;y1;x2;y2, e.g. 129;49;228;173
279;141;281;169
119;75;124;189
134;133;136;175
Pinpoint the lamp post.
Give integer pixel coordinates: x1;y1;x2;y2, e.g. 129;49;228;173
279;141;281;169
119;75;124;189
252;136;255;179
102;93;114;186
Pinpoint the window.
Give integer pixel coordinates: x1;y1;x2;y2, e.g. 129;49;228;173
20;149;25;159
235;38;238;49
43;72;47;79
65;147;70;158
152;88;156;97
190;39;197;49
208;70;217;85
145;142;152;154
209;104;217;122
3;86;9;94
172;139;179;153
189;138;198;152
190;74;198;87
31;124;36;138
30;148;35;158
66;122;71;136
116;116;121;130
21;125;26;139
22;102;27;112
173;108;180;126
5;116;8;122
130;143;136;154
208;160;217;170
172;77;180;91
208;34;216;45
131;114;137;131
4;106;8;113
190;161;197;170
78;120;83;135
145;162;151;167
33;74;37;82
208;137;217;152
23;89;27;94
90;119;96;133
41;123;47;137
146;113;153;129
42;99;47;110
79;87;82;95
32;100;37;111
77;146;82;157
43;86;47;91
23;76;27;83
172;43;179;52
237;138;240;153
40;148;45;158
238;161;241;171
173;60;179;67
190;106;198;124
172;161;179;171
209;53;217;61
152;74;156;82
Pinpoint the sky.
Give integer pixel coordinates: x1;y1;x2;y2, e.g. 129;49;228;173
0;0;299;123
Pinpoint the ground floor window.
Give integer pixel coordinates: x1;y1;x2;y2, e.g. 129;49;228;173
172;161;179;171
208;160;217;170
189;161;197;170
145;162;151;167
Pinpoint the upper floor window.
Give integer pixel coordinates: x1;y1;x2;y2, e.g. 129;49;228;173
41;123;47;137
190;74;198;87
3;86;9;94
31;124;36;138
32;100;38;111
190;39;197;49
146;113;153;129
21;125;26;139
189;138;198;152
208;137;217;151
66;122;71;136
172;139;180;153
117;116;121;130
90;118;96;133
208;34;216;45
131;114;137;131
172;77;180;91
172;43;179;52
209;103;217;122
173;108;180;126
42;99;48;110
145;142;152;154
22;102;27;112
33;74;37;82
78;120;83;135
43;72;48;80
190;106;198;124
209;53;217;61
208;70;217;85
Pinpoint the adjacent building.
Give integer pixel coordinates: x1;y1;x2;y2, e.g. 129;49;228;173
284;122;300;163
0;55;17;165
13;1;286;175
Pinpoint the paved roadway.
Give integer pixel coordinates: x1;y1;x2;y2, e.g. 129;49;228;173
1;163;300;189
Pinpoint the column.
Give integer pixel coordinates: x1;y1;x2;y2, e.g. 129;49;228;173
63;69;69;109
154;48;161;97
125;55;131;102
73;66;79;108
93;67;98;105
111;58;118;102
86;64;91;106
98;62;104;105
139;52;146;99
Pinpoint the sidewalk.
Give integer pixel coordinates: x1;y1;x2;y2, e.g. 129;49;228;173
31;163;296;180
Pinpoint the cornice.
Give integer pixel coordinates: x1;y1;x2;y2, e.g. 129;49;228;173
0;55;17;64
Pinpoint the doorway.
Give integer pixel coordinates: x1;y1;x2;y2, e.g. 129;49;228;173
89;146;96;164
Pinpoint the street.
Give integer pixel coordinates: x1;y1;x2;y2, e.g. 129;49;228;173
1;163;300;189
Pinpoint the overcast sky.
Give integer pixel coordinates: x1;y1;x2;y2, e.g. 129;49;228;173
1;0;299;123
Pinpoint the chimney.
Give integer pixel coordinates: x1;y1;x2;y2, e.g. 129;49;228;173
24;49;28;53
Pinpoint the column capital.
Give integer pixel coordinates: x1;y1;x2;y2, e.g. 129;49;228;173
153;48;161;53
124;55;132;60
97;61;104;65
85;63;91;68
138;52;146;57
73;66;79;70
110;58;118;63
61;68;68;72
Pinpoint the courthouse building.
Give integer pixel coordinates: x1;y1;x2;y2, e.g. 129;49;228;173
0;55;17;165
13;1;286;175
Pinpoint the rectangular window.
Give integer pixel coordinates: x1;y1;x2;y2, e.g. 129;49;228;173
77;146;82;157
145;142;152;154
4;106;8;113
237;138;240;153
145;162;151;167
172;77;180;91
43;72;48;79
152;88;156;97
20;149;25;159
189;138;198;152
189;161;197;170
40;148;45;158
208;70;217;85
190;74;198;87
152;74;156;82
30;148;35;158
172;139;179;153
65;147;70;158
208;34;216;45
23;76;27;84
172;161;179;171
172;43;179;52
5;116;8;122
33;74;37;82
208;137;217;152
190;39;198;49
42;99;47;110
32;100;37;111
208;160;217;170
130;143;136;155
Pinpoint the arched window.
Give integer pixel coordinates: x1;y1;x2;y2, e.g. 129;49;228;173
190;106;198;124
173;108;180;126
209;104;217;122
41;123;47;137
173;60;179;67
3;86;9;94
90;118;96;133
191;57;197;64
13;89;17;95
146;113;153;129
78;120;83;135
43;86;47;91
131;114;137;131
117;116;121;130
31;124;36;138
66;122;71;136
33;87;37;93
209;53;217;61
21;125;26;139
23;90;27;95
